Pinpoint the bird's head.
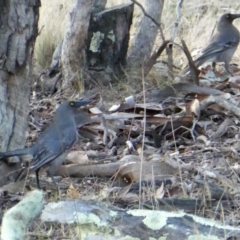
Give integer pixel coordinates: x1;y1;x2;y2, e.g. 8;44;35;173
219;13;240;24
56;99;91;114
68;100;91;108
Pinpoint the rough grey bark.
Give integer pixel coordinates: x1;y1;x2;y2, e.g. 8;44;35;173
61;0;93;91
127;0;164;67
0;0;40;185
87;3;133;85
92;0;107;13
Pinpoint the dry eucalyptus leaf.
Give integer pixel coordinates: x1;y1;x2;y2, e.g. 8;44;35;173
125;96;135;106
89;107;103;114
189;98;200;119
67;184;80;199
196;135;210;146
126;140;135;151
108;104;121;112
154;182;164;199
202;170;216;179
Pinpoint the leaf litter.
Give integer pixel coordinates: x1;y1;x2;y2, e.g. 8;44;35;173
2;67;240;228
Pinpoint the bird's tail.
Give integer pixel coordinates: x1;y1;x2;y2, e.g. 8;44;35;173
193;56;210;69
181;57;207;75
0;148;33;161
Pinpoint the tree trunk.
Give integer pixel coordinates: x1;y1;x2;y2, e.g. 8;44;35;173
0;0;40;186
127;0;164;67
61;0;93;91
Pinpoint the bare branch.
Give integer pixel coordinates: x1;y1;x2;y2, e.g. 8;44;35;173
130;0;165;41
179;40;199;85
171;0;184;41
144;40;170;76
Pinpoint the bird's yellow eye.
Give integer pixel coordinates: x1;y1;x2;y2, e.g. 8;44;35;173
70;101;75;106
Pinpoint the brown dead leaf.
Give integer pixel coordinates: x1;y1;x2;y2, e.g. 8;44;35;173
67;184;80;199
189;98;200;119
154;182;164;199
152;117;205;140
108;96;135;112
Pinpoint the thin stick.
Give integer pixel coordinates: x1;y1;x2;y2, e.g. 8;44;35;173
139;67;146;209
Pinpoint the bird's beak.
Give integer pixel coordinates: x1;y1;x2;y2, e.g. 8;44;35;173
231;14;240;20
75;99;92;107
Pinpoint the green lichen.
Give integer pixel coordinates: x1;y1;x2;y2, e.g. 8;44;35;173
187;235;219;240
89;31;105;52
107;30;115;42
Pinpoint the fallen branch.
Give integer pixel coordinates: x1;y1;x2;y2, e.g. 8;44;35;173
40;199;240;239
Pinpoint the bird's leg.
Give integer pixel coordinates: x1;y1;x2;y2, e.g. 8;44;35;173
224;61;233;76
50;175;59;189
212;62;216;72
46;167;59;189
35;169;41;189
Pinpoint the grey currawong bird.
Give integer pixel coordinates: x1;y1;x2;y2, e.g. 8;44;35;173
185;13;240;74
0;100;91;189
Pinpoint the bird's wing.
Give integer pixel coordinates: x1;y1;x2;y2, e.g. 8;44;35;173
30;151;62;172
201;34;239;56
30;126;77;172
30;137;75;172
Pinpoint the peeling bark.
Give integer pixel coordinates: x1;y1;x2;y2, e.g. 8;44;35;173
0;0;40;186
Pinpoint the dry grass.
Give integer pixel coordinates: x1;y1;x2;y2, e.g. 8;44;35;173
33;0;240;106
161;1;240;66
34;0;74;70
34;32;56;69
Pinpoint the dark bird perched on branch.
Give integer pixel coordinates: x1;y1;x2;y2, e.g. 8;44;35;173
0;100;91;189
